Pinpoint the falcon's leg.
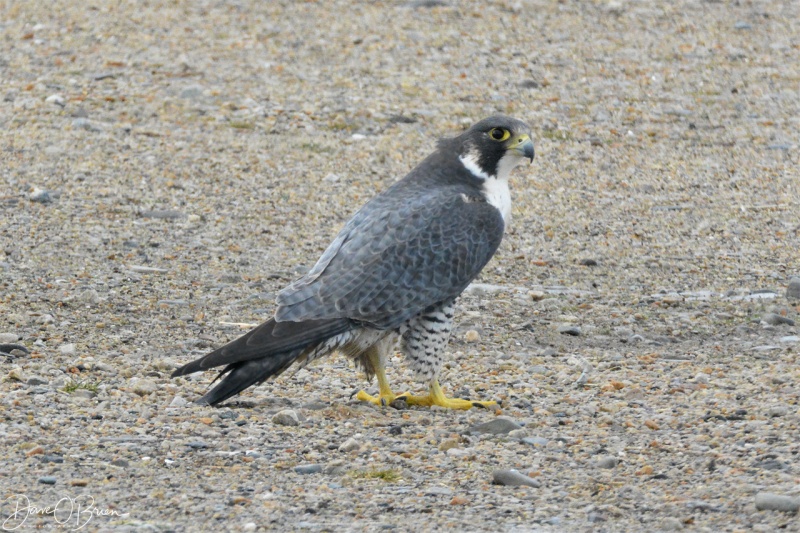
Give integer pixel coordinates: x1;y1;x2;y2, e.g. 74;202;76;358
355;339;399;406
395;301;498;410
400;379;497;410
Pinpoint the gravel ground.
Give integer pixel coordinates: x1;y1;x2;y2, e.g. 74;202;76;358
2;0;799;531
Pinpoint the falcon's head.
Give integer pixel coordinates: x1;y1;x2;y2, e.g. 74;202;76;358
455;115;534;181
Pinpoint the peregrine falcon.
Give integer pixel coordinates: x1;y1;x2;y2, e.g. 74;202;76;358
172;115;534;410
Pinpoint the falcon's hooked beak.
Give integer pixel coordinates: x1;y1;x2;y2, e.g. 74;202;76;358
510;134;535;163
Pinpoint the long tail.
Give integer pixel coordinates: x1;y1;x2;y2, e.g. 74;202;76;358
171;317;351;406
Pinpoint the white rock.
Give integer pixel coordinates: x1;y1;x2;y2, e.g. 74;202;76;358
45;94;65;107
272;409;299;426
59;343;76;355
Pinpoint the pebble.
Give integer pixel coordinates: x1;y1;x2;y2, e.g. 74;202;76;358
491;469;540;488
29;187;53;204
26;376;48;386
170;395;189;407
466;417;522;435
660;517;684;530
295;464;323;475
0;333;20;344
761;313;794;326
754;492;800;512
272;409;300;426
73;117;103;131
558;325;581;336
597;456;619;469
132;378;158;396
38;476;57;485
528;290;546;301
59;343;76;355
780;336;799;343
767;405;789;417
464;330;481;342
45;94;66;107
786;277;800;300
521;437;549;447
338;437;360;452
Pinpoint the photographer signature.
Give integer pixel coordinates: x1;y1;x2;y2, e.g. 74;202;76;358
3;494;127;531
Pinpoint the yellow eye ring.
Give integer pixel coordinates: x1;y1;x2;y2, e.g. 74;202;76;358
489;128;510;142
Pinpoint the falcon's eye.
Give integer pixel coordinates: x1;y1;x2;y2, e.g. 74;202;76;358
489;128;510;141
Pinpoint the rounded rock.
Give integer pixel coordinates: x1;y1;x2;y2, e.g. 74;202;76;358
754;492;800;512
272;409;300;426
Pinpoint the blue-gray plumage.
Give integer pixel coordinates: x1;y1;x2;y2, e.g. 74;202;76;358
172;115;534;409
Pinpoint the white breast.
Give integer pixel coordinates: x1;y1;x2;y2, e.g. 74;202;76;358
459;153;513;226
482;177;512;225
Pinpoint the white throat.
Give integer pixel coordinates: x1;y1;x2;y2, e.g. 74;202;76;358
459;152;525;226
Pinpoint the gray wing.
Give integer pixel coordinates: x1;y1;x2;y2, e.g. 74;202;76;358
275;184;505;329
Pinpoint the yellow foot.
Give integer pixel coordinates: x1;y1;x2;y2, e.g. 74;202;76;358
356;389;400;407
398;392;496;410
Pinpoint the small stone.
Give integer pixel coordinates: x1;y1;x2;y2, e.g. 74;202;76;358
579;258;598;266
73;117;102;131
786;277;800;300
521;436;549;447
132;378;158;396
59;343;76;355
38;476;57;485
425;486;453;496
466;417;522;435
464;330;481;343
40;455;63;463
242;523;257;531
26;376;48;386
558;325;581;336
449;495;469;505
644;420;660;430
180;85;204;99
660;517;684;531
597;456;618;469
26;446;45;457
338;437;360;453
754;492;800;512
780;336;799;343
323;173;340;183
761;313;794;326
186;441;209;449
507;428;528;440
438;438;460;452
45;94;66;107
0;333;20;344
693;373;709;385
767;405;789;417
295;464;323;475
528;290;546;301
70;479;89;487
128;265;169;274
272;409;300;426
170;395;189;407
446;447;471;458
29;187;53;204
491;469;540;488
